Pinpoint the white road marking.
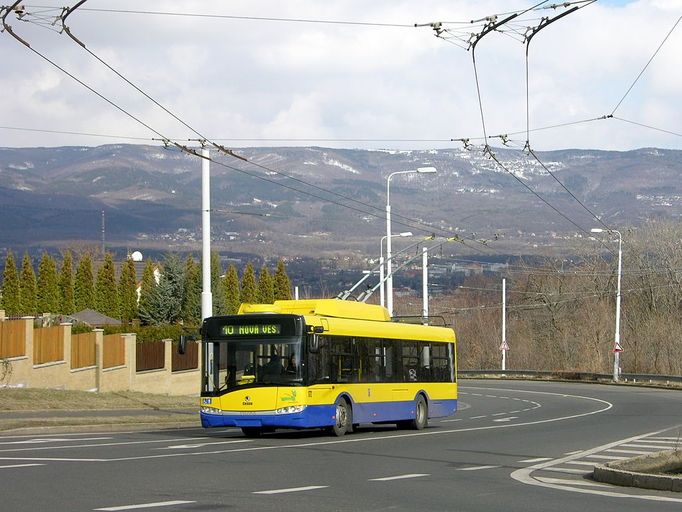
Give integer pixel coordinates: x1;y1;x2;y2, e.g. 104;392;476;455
620;443;675;450
646;436;681;441
0;437;113;446
0;463;45;469
0;456;106;462
370;473;430;481
102;390;612;463
541;467;589;474
491;413;507;417
439;418;462;423
2;388;609;465
160;440;250;449
470;415;487;419
94;500;195;511
604;448;652;455
511;427;682;503
518;457;552;463
583;454;628;461
563;461;598;466
493;417;518;423
563;450;583;455
254;485;328;495
536;477;609;487
457;465;500;471
0;437;206;453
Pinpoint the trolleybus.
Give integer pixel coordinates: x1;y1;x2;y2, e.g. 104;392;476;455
196;299;457;436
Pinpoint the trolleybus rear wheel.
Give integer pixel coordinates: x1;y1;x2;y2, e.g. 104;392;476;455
398;395;428;430
412;395;428;430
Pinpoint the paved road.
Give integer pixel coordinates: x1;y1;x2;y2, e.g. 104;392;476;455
1;380;681;511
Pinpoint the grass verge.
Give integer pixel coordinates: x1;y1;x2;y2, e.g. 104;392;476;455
0;388;197;411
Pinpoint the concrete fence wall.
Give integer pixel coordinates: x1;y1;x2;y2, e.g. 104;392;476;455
0;317;201;396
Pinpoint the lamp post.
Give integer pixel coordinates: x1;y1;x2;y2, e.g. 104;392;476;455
380;232;412;308
386;167;436;317
591;228;623;382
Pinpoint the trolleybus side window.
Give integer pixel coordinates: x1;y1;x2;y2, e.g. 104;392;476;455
357;338;383;382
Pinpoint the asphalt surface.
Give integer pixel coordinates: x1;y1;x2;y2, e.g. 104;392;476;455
1;380;681;511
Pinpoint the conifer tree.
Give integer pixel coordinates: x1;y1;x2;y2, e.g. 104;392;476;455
240;263;258;304
273;259;292;300
19;253;37;316
74;253;95;312
138;259;157;324
257;265;275;304
118;258;138;324
224;264;241;314
210;251;226;315
1;251;21;316
139;254;183;325
59;251;75;315
95;253;119;318
181;254;201;325
37;252;60;314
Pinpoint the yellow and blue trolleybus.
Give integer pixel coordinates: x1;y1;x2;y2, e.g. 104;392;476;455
198;299;457;436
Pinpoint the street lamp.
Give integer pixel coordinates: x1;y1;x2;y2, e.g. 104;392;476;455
386;167;436;317
380;232;412;308
591;228;623;381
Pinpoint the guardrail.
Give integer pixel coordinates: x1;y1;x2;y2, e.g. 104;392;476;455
459;369;682;386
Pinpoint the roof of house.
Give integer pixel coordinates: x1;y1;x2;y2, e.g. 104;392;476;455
69;308;122;327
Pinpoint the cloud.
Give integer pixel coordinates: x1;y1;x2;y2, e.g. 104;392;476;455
1;0;679;150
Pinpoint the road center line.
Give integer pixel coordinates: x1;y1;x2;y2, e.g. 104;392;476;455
0;437;207;453
253;485;328;495
457;465;500;471
370;473;429;481
0;463;45;469
94;500;195;511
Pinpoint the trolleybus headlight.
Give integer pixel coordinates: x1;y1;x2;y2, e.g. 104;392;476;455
275;405;306;415
201;406;221;414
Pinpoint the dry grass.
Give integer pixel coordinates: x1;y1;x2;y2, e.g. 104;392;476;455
0;388;197;411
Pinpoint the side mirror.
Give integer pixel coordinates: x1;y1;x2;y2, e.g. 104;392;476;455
308;334;319;353
178;335;188;355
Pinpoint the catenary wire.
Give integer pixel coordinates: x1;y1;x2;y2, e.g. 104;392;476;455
611;15;681;116
2;4;499;256
54;1;493;252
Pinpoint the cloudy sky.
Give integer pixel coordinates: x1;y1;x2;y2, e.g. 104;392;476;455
1;0;680;151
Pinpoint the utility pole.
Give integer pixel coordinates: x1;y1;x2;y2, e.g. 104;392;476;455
500;277;509;370
201;148;212;320
101;209;105;255
422;246;428;324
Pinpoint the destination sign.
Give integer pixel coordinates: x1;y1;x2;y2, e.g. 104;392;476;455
222;324;281;336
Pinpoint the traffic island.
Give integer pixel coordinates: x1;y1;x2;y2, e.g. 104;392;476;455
593;450;682;492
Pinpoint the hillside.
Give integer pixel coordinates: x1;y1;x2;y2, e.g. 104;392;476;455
1;144;680;258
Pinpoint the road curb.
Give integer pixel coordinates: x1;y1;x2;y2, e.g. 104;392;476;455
593;450;682;492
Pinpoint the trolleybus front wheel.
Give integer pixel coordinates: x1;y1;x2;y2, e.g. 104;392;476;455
329;398;352;436
241;427;262;437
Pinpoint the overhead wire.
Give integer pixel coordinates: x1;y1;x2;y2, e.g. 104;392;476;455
438;0;617;254
520;0;613;244
3;2;497;255
611;15;681;116
57;0;498;253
